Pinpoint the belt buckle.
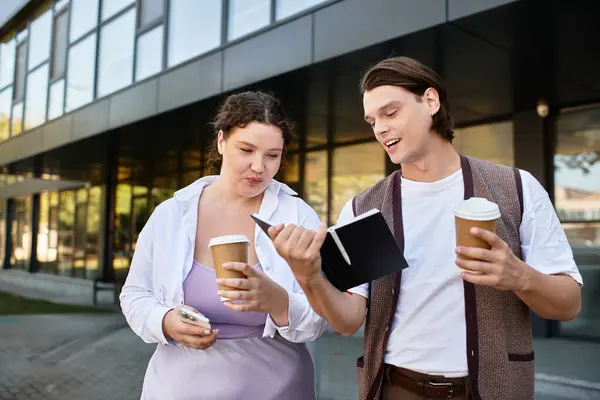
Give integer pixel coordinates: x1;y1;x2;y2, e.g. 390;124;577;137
428;381;453;398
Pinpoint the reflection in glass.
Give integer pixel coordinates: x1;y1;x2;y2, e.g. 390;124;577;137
58;190;75;276
70;0;100;43
139;0;164;27
114;184;132;273
559;222;600;339
0;39;16;87
305;150;328;223
555;107;600;222
14;42;27;100
25;64;49;130
102;0;135;21
168;0;222;68
48;79;65;120
334;74;372;143
332;142;384;222
135;25;163;81
281;153;300;194
453;121;514;166
307;79;328;147
11;102;24;136
0;87;12;141
11;196;32;271
228;0;270;41
0;200;5;267
66;33;97;112
85;186;102;278
37;192;59;273
27;10;52;70
276;0;328;20
98;9;135;97
51;10;69;79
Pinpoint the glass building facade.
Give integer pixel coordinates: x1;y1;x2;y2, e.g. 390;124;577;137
0;0;599;395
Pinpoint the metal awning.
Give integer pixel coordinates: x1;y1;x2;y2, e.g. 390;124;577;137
0;176;88;200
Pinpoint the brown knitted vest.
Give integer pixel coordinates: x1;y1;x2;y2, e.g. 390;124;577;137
353;155;533;400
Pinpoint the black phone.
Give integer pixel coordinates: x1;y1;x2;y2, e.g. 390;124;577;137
251;213;273;236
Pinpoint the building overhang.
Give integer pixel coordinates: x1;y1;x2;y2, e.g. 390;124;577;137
0;175;88;200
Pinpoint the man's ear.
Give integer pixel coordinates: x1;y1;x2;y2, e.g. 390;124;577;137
423;87;441;117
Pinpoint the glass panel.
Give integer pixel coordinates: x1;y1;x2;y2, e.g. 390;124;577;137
276;0;328;20
559;222;600;339
28;10;52;70
555;107;600;222
37;192;50;267
453;121;514;166
132;194;149;248
66;33;97;112
135;25;163;81
58;190;75;276
102;0;135;21
10;196;32;271
168;0;222;68
0;87;12;141
0;39;16;88
334;74;372;143
139;0;164;27
0;200;5;267
228;0;270;41
97;9;135;97
51;10;69;79
281;153;300;194
307;78;328;148
11;102;24;136
305;150;328;223
70;0;100;43
85;186;102;279
332;142;385;222
48;78;65;120
24;64;49;130
14;42;27;100
55;0;69;10
114;183;132;274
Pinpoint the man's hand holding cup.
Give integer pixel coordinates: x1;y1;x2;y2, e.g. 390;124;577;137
268;222;328;286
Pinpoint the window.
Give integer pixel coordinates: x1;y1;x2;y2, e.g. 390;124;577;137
332;142;385;222
66;33;97;112
334;74;372;143
168;0;222;68
11;102;23;136
139;0;164;27
276;0;328;20
102;0;135;21
453;121;514;166
70;0;100;43
0;39;16;88
48;79;65;120
0;200;5;268
555;107;600;223
55;0;69;11
97;9;135;97
11;196;32;271
51;10;69;79
13;42;27;101
28;10;52;70
0;87;12;141
305;150;328;223
25;64;49;130
135;25;163;81
228;0;270;41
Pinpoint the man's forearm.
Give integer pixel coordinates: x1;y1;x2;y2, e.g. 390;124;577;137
516;264;581;321
299;274;366;336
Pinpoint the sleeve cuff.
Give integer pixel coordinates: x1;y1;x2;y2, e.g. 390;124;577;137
264;291;299;337
147;305;174;345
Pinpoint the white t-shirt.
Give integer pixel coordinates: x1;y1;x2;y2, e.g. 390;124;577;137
340;169;583;377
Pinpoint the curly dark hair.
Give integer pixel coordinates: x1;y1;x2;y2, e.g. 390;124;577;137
207;91;295;171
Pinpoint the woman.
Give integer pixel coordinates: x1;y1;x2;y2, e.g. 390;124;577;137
120;91;328;399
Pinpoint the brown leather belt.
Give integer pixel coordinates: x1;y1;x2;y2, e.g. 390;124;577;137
384;364;469;399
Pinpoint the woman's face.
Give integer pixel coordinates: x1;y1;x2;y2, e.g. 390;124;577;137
218;121;284;198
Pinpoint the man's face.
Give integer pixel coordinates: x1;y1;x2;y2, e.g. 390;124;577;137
363;85;439;165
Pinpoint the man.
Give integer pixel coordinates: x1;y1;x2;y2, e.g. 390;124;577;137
268;56;582;400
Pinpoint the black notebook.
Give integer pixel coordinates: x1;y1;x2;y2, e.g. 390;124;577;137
251;209;408;292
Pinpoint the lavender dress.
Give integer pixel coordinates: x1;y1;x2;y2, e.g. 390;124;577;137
140;261;316;400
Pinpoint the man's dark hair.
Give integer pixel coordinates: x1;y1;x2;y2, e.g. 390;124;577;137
360;56;454;141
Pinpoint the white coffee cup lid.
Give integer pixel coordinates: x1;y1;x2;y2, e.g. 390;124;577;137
453;197;501;221
208;235;249;248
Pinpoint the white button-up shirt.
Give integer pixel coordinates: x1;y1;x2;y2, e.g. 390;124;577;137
120;176;328;346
